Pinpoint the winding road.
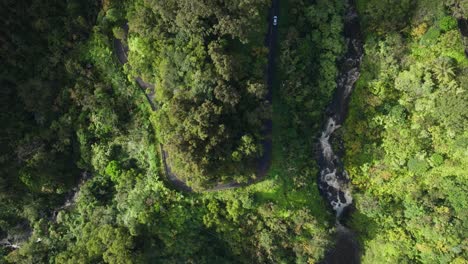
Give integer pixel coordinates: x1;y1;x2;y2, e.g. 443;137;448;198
114;0;279;192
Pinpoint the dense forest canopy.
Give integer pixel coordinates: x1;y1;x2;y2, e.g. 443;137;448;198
123;0;272;188
345;0;467;263
0;0;99;241
0;0;466;263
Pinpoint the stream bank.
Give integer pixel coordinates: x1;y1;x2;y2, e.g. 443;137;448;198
316;0;363;262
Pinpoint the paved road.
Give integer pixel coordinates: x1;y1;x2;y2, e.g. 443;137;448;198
160;146;193;192
113;25;157;111
113;0;278;192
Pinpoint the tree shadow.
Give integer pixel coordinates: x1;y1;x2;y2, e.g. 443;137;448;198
319;204;379;264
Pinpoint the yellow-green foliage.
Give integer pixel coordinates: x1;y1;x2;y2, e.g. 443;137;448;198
345;0;467;263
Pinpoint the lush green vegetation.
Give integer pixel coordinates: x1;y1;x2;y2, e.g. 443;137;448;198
122;0;272;188
344;0;468;263
2;0;466;263
0;0;100;249
0;0;348;263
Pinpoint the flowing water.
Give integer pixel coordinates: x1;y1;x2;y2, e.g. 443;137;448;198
317;0;363;263
50;171;91;222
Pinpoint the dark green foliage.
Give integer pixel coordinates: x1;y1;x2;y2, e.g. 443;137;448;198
125;0;271;188
3;0;465;263
358;0;413;33
280;0;344;136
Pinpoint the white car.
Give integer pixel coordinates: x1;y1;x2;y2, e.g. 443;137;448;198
273;16;278;26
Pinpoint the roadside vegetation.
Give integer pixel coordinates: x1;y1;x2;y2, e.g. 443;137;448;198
1;0;346;263
2;0;465;263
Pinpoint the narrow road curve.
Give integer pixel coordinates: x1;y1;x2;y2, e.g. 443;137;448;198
113;0;278;192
